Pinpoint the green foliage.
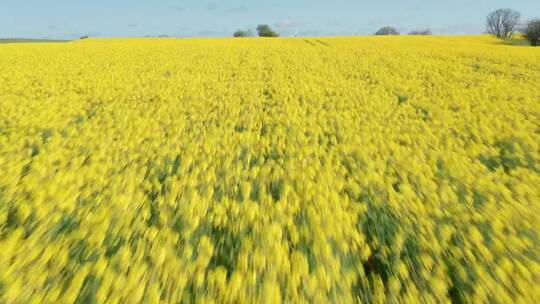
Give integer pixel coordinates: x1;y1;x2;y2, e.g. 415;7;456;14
408;29;432;35
524;19;540;46
256;24;279;37
233;30;253;38
374;27;400;35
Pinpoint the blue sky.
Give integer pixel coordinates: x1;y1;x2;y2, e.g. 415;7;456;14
1;0;539;38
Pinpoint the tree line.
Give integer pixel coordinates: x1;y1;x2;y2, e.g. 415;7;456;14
486;9;539;46
234;8;539;46
371;8;539;46
234;25;279;37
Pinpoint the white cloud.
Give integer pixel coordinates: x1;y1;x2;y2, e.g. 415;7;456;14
431;23;484;34
274;20;307;28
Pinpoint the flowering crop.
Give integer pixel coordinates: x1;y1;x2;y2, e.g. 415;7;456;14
0;36;539;303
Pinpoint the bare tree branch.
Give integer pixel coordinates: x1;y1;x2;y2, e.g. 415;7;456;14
486;9;521;39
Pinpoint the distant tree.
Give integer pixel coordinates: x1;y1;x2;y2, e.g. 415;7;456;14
233;30;253;37
256;24;279;37
408;29;432;35
523;19;540;46
374;27;400;35
80;35;89;39
486;8;521;39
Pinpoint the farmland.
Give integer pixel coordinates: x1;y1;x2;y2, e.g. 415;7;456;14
0;36;539;303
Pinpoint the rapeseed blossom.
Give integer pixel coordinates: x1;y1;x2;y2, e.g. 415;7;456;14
0;35;539;303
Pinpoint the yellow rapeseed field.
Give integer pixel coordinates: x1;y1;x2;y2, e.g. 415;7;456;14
0;36;539;303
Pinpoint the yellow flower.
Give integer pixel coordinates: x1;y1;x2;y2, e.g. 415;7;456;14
0;34;538;303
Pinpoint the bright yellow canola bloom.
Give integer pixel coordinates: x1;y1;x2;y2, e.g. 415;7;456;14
0;35;539;303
